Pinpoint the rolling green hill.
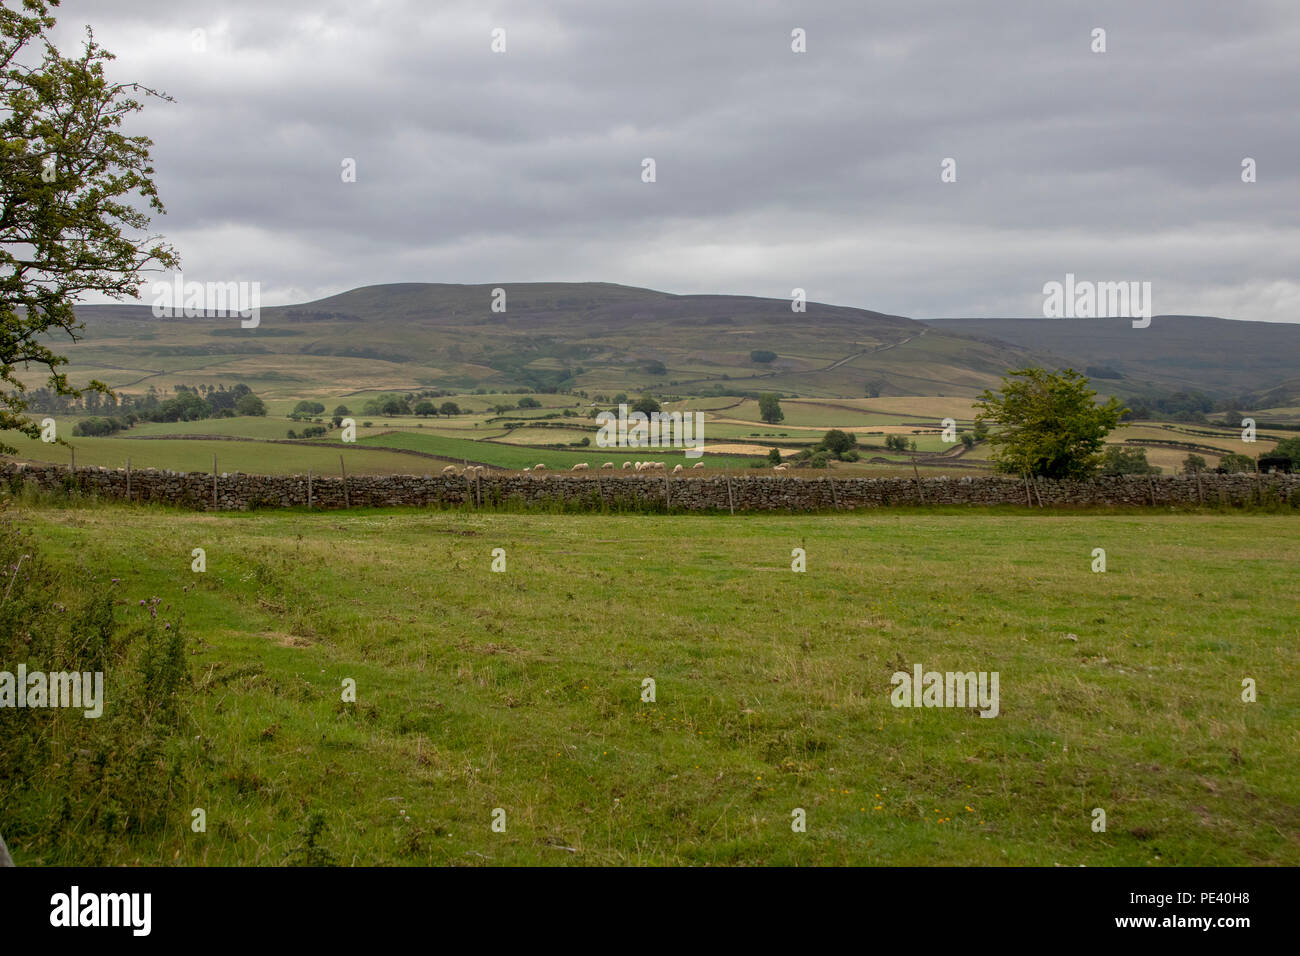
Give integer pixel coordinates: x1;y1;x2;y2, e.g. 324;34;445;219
923;315;1300;401
52;283;1047;402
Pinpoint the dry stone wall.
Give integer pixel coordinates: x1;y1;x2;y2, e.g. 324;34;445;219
4;462;1296;512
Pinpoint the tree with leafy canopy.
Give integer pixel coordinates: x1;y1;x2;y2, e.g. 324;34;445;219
631;394;659;416
819;429;856;456
974;368;1127;479
1;1;177;453
758;392;783;424
1270;435;1300;465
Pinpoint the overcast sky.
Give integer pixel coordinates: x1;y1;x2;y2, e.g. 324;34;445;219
50;0;1300;321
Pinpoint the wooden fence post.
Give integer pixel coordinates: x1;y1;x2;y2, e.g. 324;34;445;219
340;455;350;508
725;465;735;516
911;460;925;504
125;458;131;501
307;469;313;509
212;455;218;510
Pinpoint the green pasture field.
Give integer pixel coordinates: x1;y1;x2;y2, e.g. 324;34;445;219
4;501;1296;865
358;430;755;470
1;433;431;475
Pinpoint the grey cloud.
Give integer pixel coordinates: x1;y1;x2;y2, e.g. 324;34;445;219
49;0;1300;320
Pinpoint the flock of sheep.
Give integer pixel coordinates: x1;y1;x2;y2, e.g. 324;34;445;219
439;461;716;476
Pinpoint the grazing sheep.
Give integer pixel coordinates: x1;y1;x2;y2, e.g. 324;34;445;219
656;462;667;471
441;465;458;475
622;461;632;470
601;462;614;470
773;464;789;472
572;462;589;472
672;464;683;474
534;463;546;471
692;462;705;469
523;466;532;473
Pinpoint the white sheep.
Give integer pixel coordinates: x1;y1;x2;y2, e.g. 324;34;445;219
692;462;705;469
672;464;683;474
534;463;546;471
523;466;532;473
441;465;458;475
773;464;789;472
572;462;589;472
622;461;632;470
601;462;614;470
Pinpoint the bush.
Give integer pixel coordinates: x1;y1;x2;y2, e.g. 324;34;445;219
750;350;777;364
1219;452;1255;474
0;521;193;864
1099;445;1161;475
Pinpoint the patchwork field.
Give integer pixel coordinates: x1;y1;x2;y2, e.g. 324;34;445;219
4;501;1296;866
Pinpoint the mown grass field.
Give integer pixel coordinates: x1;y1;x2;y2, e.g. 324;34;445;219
5;500;1297;866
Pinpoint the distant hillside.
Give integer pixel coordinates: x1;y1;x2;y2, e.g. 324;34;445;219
56;283;1047;401
923;316;1300;401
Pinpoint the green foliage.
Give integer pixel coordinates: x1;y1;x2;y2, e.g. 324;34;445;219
884;434;909;452
758;393;783;424
438;401;461;417
72;416;125;437
332;405;350;417
1182;454;1208;475
413;401;436;417
235;394;266;416
0;2;178;453
631;394;660;416
1271;435;1300;463
1219;452;1255;473
517;397;541;408
819;429;857;455
1099;445;1161;475
767;447;782;465
0;521;192;864
975;368;1127;479
362;394;412;416
749;350;777;364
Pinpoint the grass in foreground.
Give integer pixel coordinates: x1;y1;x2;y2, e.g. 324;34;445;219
3;501;1298;865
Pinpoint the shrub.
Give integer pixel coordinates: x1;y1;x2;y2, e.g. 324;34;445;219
0;522;193;864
